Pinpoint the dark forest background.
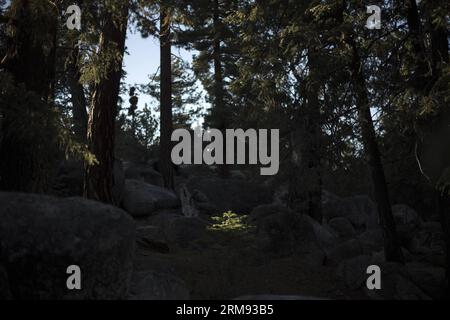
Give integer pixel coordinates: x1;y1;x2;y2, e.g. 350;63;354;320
0;0;449;300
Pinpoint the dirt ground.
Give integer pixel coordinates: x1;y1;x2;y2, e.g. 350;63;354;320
133;216;368;300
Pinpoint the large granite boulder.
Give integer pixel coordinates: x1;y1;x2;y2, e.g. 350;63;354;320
404;262;446;299
124;162;163;187
392;205;423;247
143;212;210;250
122;180;180;217
410;221;446;263
357;228;384;254
0;193;135;300
248;205;332;258
328;217;356;238
325;239;364;266
337;255;431;300
323;195;378;230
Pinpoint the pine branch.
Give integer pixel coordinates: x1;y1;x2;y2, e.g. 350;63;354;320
0;14;8;24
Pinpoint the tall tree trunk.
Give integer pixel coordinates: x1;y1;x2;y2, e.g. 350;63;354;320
159;5;174;190
84;1;129;203
288;50;322;222
350;40;404;263
212;0;229;178
426;3;449;82
405;0;429;90
67;46;88;142
427;2;450;297
412;1;450;294
1;0;57;99
0;0;58;192
439;188;450;297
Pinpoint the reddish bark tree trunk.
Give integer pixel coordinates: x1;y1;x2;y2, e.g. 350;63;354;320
350;40;404;263
159;6;175;190
84;1;129;204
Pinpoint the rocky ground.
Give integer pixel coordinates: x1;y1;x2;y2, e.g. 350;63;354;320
0;160;447;300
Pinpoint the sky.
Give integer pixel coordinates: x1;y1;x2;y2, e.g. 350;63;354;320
122;31;203;126
123;31;163;89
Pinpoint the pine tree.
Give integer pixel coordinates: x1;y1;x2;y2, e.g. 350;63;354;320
159;3;175;190
143;56;202;130
0;0;60;192
84;0;130;204
176;0;241;177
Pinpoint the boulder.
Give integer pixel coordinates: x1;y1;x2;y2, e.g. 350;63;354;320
186;176;272;215
303;215;338;249
249;205;324;257
410;221;445;255
0;192;135;299
248;204;290;223
325;239;364;266
272;184;288;205
338;256;432;300
129;270;189;300
122;180;180;217
392;205;422;227
328;217;356;238
337;255;374;289
146;212;184;230
136;226;170;254
0;264;11;300
230;170;246;180
322;190;341;204
365;263;431;300
323;195;378;230
392;205;422;247
404;262;446;299
124;162;163;187
357;229;384;254
379;274;431;300
142;211;209;249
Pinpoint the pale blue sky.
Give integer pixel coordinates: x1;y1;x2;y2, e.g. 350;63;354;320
122;31;205;127
123;32;163;87
123;31;194;105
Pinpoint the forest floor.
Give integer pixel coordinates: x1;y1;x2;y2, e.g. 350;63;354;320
132;210;367;300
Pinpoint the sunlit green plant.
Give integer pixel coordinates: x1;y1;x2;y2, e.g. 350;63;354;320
209;211;254;233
